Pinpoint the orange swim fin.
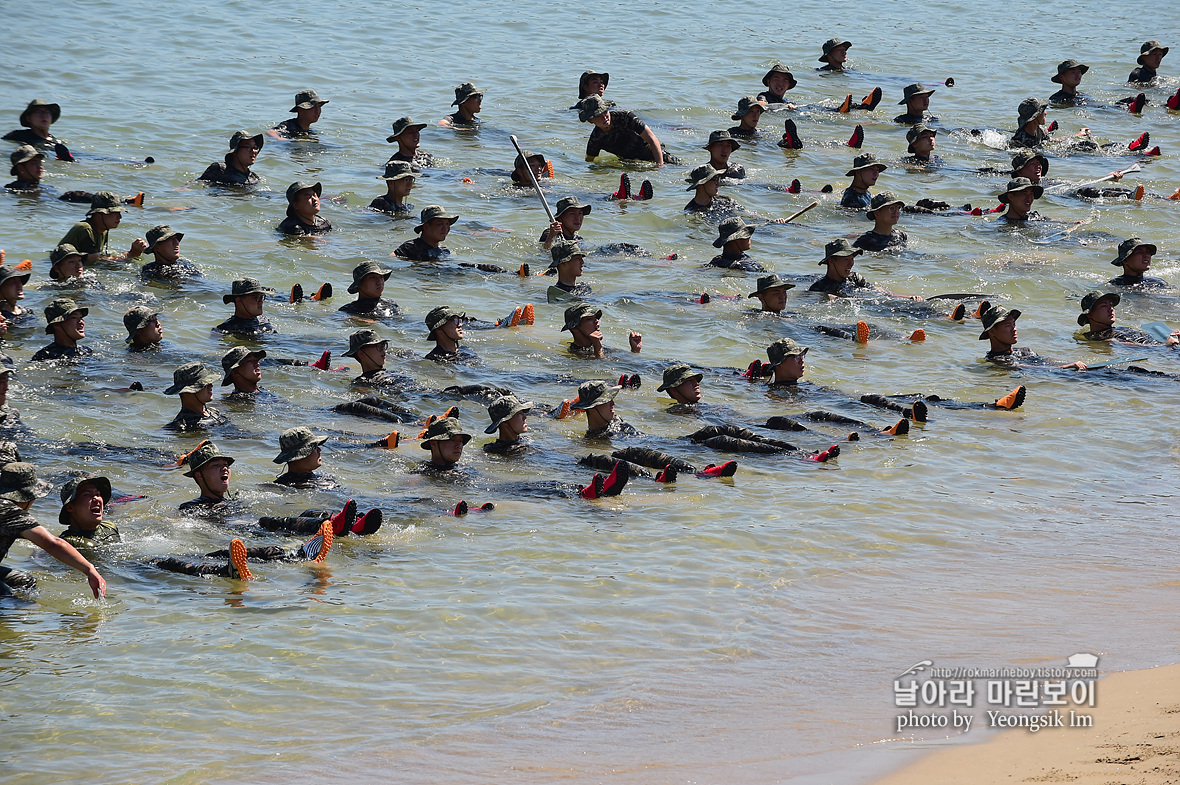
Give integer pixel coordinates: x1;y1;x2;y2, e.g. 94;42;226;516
837;94;853;114
856;320;870;344
175;439;210;467
1133;185;1145;200
882;418;910;436
908;329;927;342
14;259;32;271
994;385;1027;410
228;538;254;581
521;303;535;325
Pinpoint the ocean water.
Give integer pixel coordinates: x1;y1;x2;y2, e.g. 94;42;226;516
2;1;1180;783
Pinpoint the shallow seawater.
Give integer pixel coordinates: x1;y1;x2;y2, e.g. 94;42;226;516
2;1;1180;783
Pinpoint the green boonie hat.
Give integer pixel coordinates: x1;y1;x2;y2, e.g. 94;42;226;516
866;191;904;219
998;177;1043;203
761;62;798;90
1138;41;1169;64
656;363;703;393
731;96;769;121
484;394;534;434
387;116;427;143
123;305;160;342
554;196;592;218
229;130;264;151
425;305;464;337
9;144;43;176
1077;291;1120;326
1010;149;1049;177
685;164;723;191
1112;237;1156;266
86;190;124;216
1016;97;1048;128
343;328;387;358
50;243;83;265
452;82;485;106
419;416;471;448
703;129;742;151
44;297;88;333
569;379;621;410
19;99;61;127
164;361;219;395
562;303;602;332
978;305;1021;340
222;277;265;304
0;441;22;468
145;224;183;252
513;149;546;172
414;204;459;233
767;337;809;366
820;238;863;265
1052;59;1089;83
221;346;267;386
905;123;937;152
819;37;852;62
348;261;394;294
378;160;417;181
182;442;235;477
0;462;51;503
58;474;112;526
549;242;586;269
578;95;611;122
0;265;31;287
714;216;756;248
285;180;322;203
898;83;935;105
274;426;328;464
748;273;795;297
578;70;610;98
290;89;329;112
845;153;887;176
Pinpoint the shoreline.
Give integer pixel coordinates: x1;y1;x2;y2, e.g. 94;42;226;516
870;662;1180;784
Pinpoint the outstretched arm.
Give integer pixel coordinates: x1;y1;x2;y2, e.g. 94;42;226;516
21;525;106;598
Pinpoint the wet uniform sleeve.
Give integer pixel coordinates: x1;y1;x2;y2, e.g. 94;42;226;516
0;502;38;562
586;127;604;158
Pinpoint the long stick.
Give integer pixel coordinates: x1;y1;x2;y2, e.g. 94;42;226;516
509;135;554;223
782;200;819;224
1045;163;1141;193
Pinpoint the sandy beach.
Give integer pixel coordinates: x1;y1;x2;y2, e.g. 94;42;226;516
875;663;1180;784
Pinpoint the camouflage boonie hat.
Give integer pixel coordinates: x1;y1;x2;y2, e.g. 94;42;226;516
50;243;84;265
561;303;602;332
998;177;1043;203
905;123;937;152
713;216;756;248
86;190;125;216
1052;59;1089;83
164;361;219;395
866;191;904;219
347;261;393;294
0;441;21;468
569;379;622;410
386;116;427;143
767;338;809;366
898;83;935;104
845;153;887;176
182;442;235;477
273;426;328;464
1010;149;1049;178
414;204;459;233
748;273;795;297
44;297;88;333
703;129;742;151
685;164;724;191
820;238;863;265
978;305;1021;340
221;346;267;386
425;305;464;337
656;363;703;393
343;328;387;358
0;462;52;503
19;99;60;127
484;394;534;434
145;224;183;251
289;89;329;112
123;305;160;342
9;144;43;176
513;149;546;172
285;180;321;203
578;95;611;122
731;95;769;121
554;196;592;218
1138;40;1169;64
761;62;797;89
378;160;417;181
1112;237;1156;266
58;474;112;526
549;242;587;270
819;37;852;62
229;130;264;151
222;277;265;304
578;70;610;99
0;265;30;287
452;82;485;106
1016;97;1048;128
419;416;471;448
1077;291;1120;326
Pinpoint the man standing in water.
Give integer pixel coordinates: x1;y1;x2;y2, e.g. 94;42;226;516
273;90;329;139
